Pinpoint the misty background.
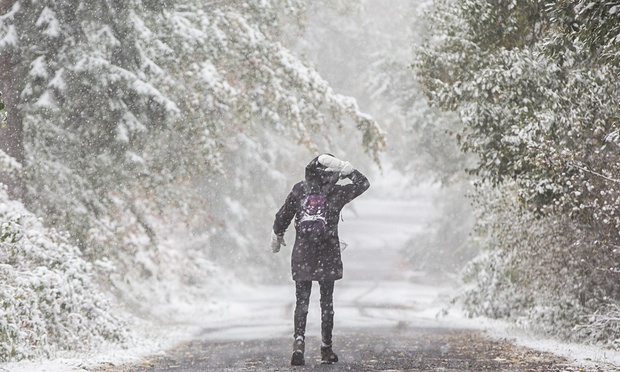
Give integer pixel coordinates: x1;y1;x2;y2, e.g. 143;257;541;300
1;0;619;364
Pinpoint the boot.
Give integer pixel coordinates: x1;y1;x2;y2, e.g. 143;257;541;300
291;336;305;366
321;345;338;364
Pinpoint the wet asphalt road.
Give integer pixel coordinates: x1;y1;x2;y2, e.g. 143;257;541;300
102;325;594;372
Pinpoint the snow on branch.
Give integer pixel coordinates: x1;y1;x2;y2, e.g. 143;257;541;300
0;149;21;179
205;9;386;161
569;162;620;185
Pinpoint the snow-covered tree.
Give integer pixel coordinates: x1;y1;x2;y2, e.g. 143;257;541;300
0;0;387;358
416;0;620;345
0;0;385;276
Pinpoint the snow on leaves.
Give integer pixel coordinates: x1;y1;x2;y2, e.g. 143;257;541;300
0;0;385;360
417;0;620;346
0;188;128;362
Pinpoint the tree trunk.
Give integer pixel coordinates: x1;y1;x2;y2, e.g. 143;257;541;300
0;0;23;199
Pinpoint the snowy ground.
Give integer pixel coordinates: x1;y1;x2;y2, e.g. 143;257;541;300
4;190;620;371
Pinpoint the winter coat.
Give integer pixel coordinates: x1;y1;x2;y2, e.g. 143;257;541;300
273;156;370;281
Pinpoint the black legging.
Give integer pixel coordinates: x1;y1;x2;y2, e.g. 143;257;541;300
294;280;334;346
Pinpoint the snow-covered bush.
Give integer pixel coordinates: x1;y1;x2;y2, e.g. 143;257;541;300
460;182;620;346
0;187;127;362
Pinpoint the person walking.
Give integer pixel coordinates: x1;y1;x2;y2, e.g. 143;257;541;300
271;154;370;366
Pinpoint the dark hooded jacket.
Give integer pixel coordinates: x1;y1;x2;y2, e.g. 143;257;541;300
273;156;370;281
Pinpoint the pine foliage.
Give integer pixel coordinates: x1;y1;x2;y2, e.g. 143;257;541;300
1;0;386;257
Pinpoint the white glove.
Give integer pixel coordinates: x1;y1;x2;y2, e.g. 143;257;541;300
271;231;286;253
318;154;353;176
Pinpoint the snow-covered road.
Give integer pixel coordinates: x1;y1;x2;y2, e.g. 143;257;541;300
7;195;620;371
5;194;451;372
147;195;620;371
194;193;449;343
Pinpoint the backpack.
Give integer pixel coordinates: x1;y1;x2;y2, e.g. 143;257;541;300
299;184;328;240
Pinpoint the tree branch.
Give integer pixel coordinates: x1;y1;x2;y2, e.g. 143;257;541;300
570;162;620;185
